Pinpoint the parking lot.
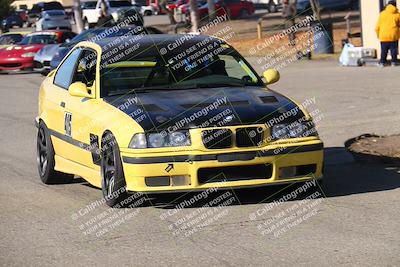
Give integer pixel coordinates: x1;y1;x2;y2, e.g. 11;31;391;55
1;58;399;266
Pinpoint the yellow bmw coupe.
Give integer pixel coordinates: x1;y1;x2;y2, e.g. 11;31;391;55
36;34;324;207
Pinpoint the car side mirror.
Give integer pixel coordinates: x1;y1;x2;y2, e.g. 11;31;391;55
69;82;92;98
263;69;280;85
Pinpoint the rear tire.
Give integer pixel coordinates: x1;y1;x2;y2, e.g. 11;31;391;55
37;121;73;184
101;133;128;207
239;9;249;19
268;3;278;13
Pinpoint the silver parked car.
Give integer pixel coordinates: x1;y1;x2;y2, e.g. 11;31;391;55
36;10;72;31
33;31;76;75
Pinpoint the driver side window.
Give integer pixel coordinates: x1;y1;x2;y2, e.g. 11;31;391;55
54;48;82;89
71;49;97;92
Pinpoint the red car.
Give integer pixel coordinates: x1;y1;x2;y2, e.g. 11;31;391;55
167;0;188;11
196;0;255;20
0;30;71;72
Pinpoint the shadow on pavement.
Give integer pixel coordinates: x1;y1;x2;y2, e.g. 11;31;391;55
322;147;400;197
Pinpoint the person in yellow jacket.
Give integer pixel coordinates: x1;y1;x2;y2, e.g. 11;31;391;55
376;1;400;66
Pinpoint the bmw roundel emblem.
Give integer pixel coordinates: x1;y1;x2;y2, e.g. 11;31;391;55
223;115;234;123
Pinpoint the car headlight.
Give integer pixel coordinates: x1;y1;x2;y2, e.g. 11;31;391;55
148;133;166;148
129;133;147;148
271;121;317;140
129;131;191;148
21;52;36;58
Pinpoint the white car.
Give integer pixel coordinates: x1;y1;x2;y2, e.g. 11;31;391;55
82;0;134;28
252;0;281;12
132;2;158;16
36;10;72;31
81;1;99;29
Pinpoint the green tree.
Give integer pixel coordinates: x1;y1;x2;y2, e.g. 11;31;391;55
0;0;13;20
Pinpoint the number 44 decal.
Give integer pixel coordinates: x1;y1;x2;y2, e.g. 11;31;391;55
64;112;72;137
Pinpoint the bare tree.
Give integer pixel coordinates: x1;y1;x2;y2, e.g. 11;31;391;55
207;0;216;21
73;0;84;33
189;0;199;32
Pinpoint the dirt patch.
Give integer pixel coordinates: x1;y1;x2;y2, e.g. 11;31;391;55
346;134;400;164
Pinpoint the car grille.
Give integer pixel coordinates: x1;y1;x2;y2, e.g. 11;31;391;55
0;63;22;68
198;164;273;184
43;61;50;67
33;61;43;68
236;127;264;147
202;127;264;149
201;129;233;149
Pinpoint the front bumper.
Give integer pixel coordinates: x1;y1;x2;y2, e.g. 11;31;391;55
121;141;324;193
33;60;51;73
0;57;33;72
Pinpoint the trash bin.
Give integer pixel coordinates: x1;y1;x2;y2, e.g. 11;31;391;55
313;21;334;54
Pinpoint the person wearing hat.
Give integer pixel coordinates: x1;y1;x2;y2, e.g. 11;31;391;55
96;0;114;28
375;0;400;66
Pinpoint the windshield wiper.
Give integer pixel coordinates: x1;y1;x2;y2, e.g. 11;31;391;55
144;82;245;90
107;87;167;96
106;82;246;96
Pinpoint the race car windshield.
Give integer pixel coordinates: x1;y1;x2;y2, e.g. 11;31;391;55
100;52;263;97
19;34;58;45
0;34;23;45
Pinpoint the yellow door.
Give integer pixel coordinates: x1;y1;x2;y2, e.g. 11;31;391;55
64;48;101;169
48;48;83;161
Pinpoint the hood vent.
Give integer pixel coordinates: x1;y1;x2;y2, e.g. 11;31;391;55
259;96;278;103
181;100;249;109
140;104;166;112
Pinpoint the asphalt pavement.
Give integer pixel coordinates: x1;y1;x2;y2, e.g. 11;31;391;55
0;60;399;266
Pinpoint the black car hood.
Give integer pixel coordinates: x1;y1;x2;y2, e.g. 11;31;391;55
104;87;305;132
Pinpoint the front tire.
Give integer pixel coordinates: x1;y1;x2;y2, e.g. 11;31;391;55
37;121;73;184
101;133;128;207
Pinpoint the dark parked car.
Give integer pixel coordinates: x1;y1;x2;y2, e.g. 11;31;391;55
27;1;64;27
115;7;144;26
1;13;24;32
297;0;359;14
